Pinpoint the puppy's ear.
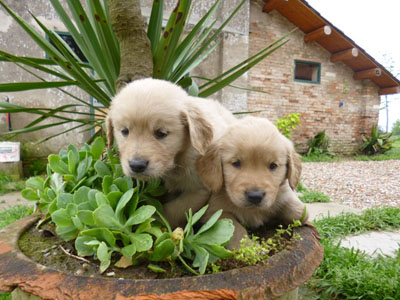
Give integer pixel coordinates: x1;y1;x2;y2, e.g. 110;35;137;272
182;104;213;155
105;115;114;148
287;148;302;189
196;144;223;192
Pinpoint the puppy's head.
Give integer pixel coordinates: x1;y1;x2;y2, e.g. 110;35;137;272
197;116;301;209
106;78;213;180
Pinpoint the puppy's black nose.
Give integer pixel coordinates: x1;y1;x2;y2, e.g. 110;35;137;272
129;158;149;173
245;190;265;205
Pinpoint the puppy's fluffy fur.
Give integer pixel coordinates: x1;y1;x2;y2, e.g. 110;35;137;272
197;116;308;249
106;78;236;228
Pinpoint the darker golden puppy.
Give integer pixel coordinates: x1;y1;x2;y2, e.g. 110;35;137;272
106;78;236;228
197;116;308;249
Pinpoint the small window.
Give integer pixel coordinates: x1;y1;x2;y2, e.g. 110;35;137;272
294;60;321;84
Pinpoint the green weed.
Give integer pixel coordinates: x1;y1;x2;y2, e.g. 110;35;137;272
299;190;330;203
310;207;400;299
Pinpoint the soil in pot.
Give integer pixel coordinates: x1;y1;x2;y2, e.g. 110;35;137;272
19;221;297;280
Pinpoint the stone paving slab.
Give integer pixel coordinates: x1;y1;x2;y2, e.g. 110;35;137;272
306;202;362;221
0;191;32;210
339;230;400;258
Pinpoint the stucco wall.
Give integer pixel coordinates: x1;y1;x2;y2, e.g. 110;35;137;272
0;1;92;157
248;1;380;154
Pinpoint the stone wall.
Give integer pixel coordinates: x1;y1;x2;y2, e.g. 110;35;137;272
248;1;380;154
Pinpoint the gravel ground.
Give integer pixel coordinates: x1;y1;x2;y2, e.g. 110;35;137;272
301;160;400;209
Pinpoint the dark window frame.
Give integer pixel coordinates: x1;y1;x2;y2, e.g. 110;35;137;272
294;60;321;84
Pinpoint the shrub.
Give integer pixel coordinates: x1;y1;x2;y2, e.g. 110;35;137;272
392;119;400;137
306;130;332;156
275;113;301;140
359;125;393;155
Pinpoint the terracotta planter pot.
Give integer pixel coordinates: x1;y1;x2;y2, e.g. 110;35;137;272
0;215;323;300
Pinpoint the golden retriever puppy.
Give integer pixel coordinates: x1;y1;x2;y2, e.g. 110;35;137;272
197;116;308;249
106;78;236;229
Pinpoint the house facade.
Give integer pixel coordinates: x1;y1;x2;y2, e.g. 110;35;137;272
248;0;400;153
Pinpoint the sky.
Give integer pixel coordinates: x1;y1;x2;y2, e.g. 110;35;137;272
306;0;400;131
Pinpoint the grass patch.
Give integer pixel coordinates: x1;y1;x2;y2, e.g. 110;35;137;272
0;205;31;299
310;207;400;299
301;153;341;163
0;205;32;231
0;294;11;300
297;182;330;203
0;175;26;196
299;190;330;203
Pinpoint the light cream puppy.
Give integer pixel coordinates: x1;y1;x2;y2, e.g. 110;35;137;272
197;116;308;249
106;78;236;228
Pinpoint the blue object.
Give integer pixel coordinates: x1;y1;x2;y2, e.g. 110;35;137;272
339;101;344;107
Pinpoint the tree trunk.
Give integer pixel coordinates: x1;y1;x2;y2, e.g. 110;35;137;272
107;0;153;92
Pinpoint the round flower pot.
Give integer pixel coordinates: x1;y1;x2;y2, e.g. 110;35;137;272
0;215;323;300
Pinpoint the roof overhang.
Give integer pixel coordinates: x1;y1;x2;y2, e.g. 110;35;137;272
263;0;400;95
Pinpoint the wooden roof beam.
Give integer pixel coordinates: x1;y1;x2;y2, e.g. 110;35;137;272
353;68;382;80
379;86;399;95
263;0;288;13
331;48;359;62
304;25;332;43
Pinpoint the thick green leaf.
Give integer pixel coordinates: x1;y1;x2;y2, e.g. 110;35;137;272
75;235;97;256
67;149;77;174
93;204;121;230
21;189;39;201
125;205;156;227
129;233;153;252
195;209;222;237
73;186;91;205
81;227;116;247
135;218;155;234
57;193;74;209
90;137;106;160
94;160;111;177
77;210;95;226
151;239;175;262
113;176;133;193
121;244;136;259
106;191;123;210
148;264;166;273
97;242;111;273
202;244;232;259
49;154;69;174
115;188;135;223
25;177;44;190
191;244;209;275
194;219;234;245
95;191;109;207
71;215;84;230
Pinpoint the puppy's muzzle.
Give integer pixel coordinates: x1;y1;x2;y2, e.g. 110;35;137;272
245;189;265;205
129;158;149;173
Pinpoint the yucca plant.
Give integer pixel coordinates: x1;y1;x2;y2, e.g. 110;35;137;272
360;125;393;155
0;0;291;142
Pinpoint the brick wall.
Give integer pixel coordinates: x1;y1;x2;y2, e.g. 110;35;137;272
248;2;381;154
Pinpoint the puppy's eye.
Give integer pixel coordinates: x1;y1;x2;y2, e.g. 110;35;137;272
155;129;168;139
232;160;241;168
269;162;278;170
121;128;129;137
